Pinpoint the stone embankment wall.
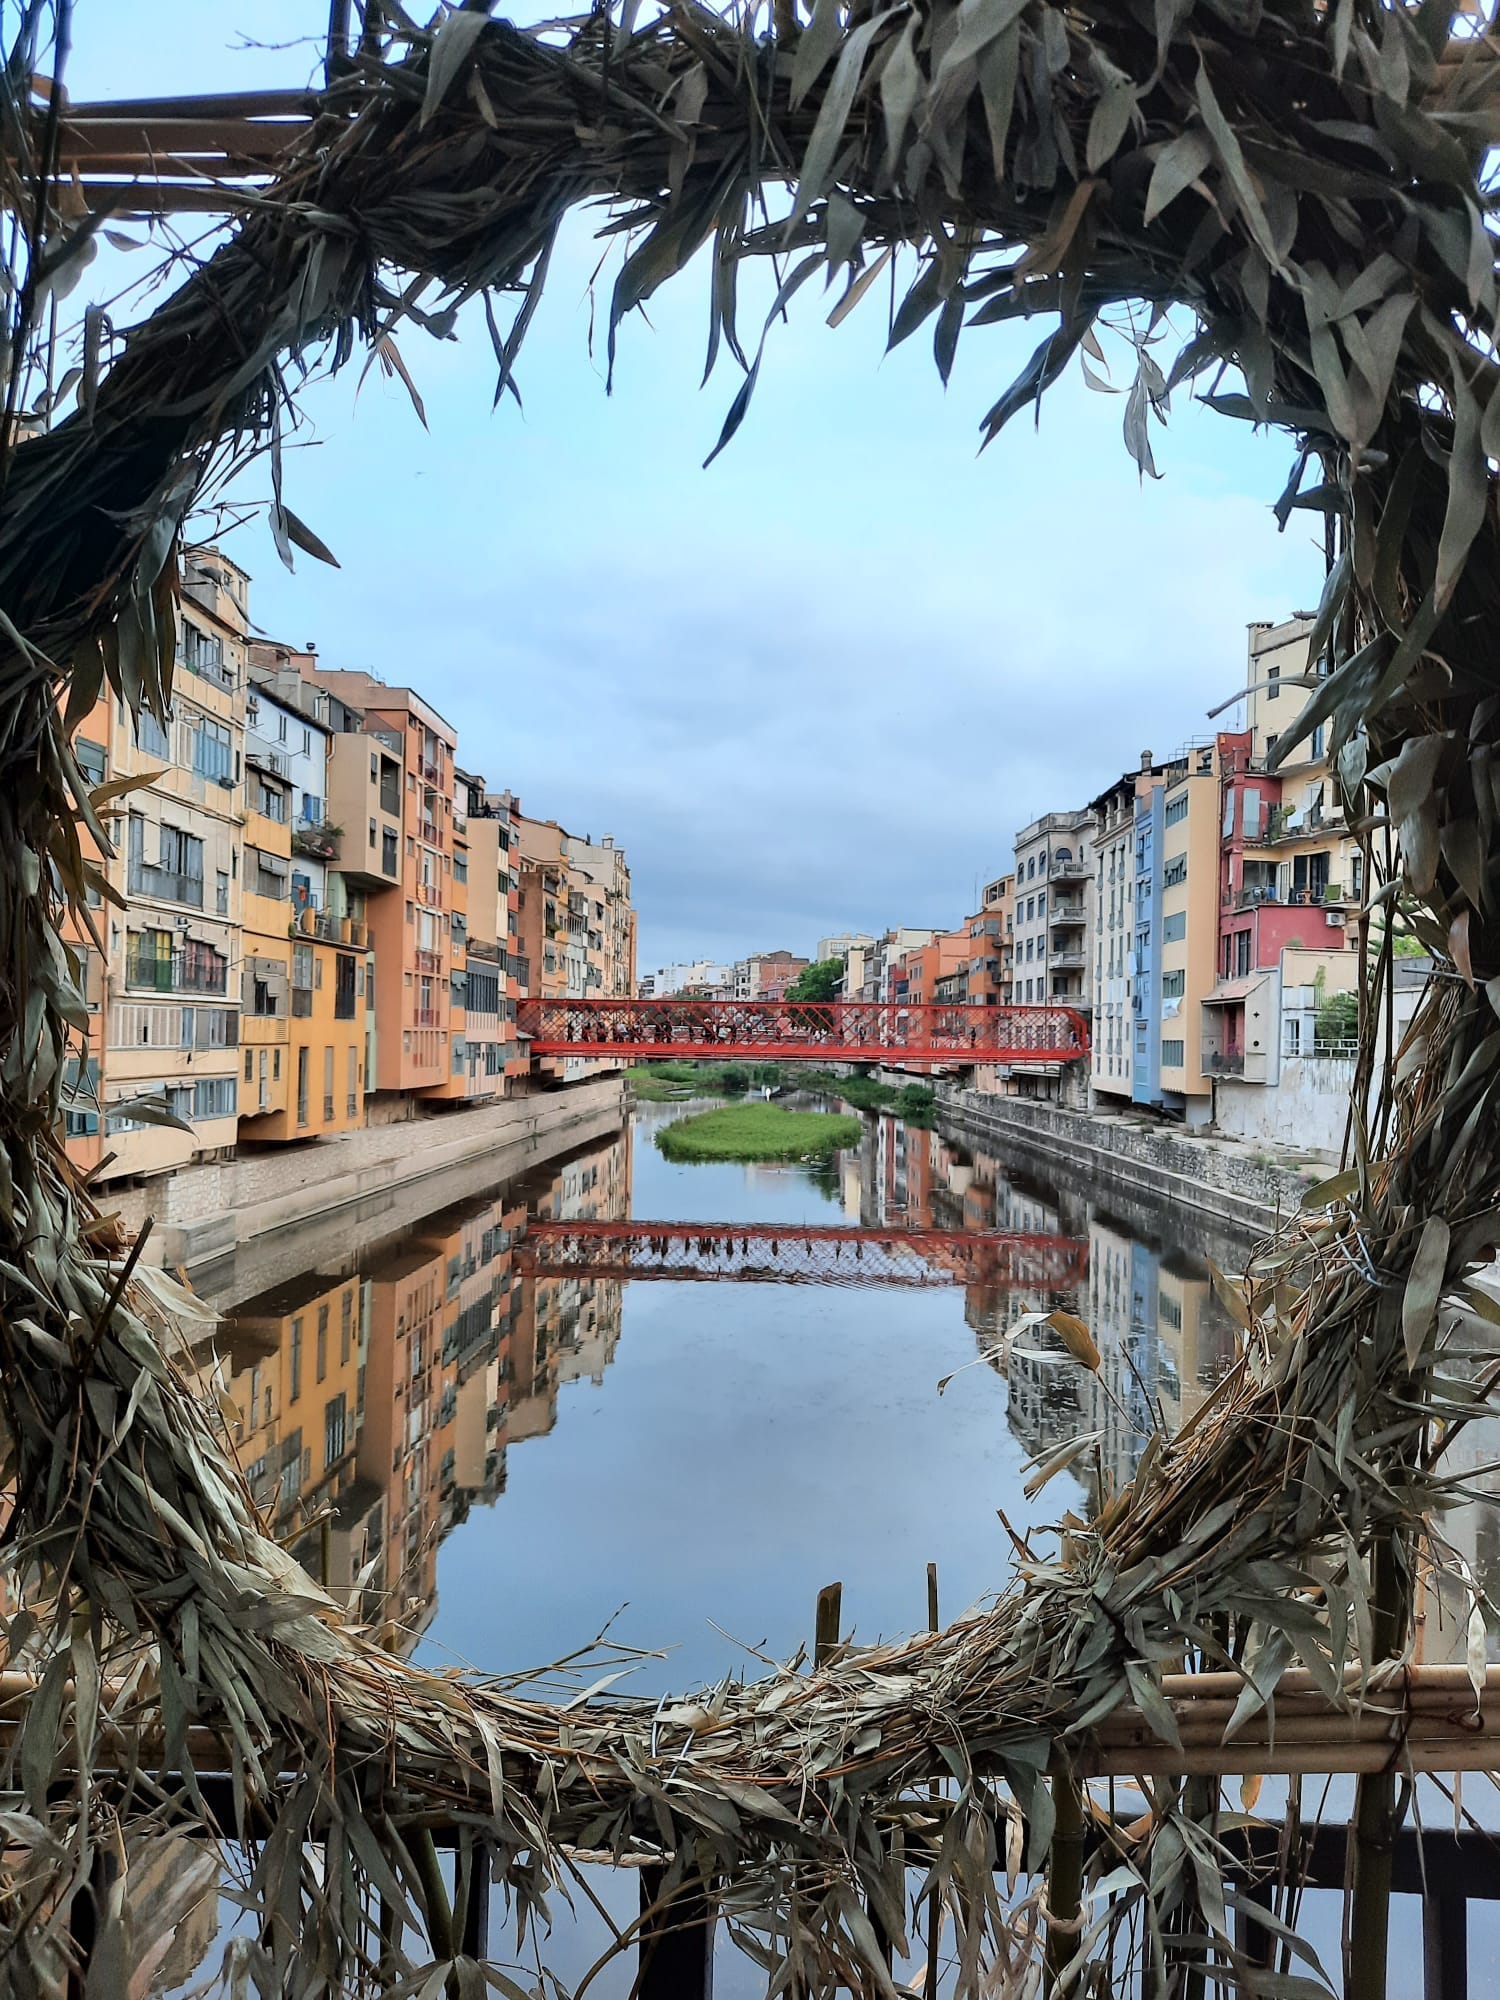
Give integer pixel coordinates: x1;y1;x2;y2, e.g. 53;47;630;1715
109;1078;626;1272
929;1084;1314;1235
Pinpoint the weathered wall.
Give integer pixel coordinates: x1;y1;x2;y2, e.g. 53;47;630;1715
110;1078;626;1271
934;1085;1312;1234
1213;1057;1355;1155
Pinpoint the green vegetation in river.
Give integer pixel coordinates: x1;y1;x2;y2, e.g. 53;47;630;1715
654;1102;862;1163
795;1069;938;1125
628;1061;782;1100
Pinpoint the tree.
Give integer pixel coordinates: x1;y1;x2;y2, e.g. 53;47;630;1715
785;958;843;1003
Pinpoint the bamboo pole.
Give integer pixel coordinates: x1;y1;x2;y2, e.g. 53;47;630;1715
1347;1538;1408;2000
924;1563;941;2000
1044;1765;1085;1995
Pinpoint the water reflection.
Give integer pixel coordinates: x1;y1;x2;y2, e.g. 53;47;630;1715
206;1095;1260;1666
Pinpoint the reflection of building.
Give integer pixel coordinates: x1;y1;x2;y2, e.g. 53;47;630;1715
222;1165;539;1654
222;1270;367;1582
509;1131;632;1440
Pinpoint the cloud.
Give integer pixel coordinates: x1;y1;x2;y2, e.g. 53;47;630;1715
61;15;1322;972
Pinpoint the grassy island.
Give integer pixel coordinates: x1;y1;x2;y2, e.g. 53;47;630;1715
654;1102;862;1163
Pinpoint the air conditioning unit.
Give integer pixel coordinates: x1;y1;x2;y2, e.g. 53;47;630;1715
1325;910;1345;928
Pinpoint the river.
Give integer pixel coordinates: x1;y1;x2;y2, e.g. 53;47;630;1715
204;1087;1500;1991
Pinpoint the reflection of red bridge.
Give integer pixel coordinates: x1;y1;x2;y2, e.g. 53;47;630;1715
516;1220;1087;1290
516;997;1088;1067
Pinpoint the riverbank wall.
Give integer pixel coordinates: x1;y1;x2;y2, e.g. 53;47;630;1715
906;1080;1313;1237
108;1077;627;1278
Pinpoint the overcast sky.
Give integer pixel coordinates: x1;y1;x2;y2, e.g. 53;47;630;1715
70;3;1321;973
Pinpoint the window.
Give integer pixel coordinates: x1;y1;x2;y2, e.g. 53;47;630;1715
76;738;106;787
136;708;170;759
1026;857;1035;880
1311;723;1326;760
1163;854;1187;888
340;1287;353;1365
1236;930;1252;978
1163;911;1187;943
1266;658;1280;700
1266;732;1279;757
253;775;287;821
1161;969;1185;999
324;1392;347;1470
383;831;398;876
454;850;468;883
347;1044;359;1118
1165;793;1189;827
289;1319;303;1402
245;1048;254;1082
296;1046;310;1127
316;1303;329;1384
216;870;229;915
301;791;323;825
192;1076;237;1119
189;715;233;782
1161;1038;1185;1068
323;1046;335;1123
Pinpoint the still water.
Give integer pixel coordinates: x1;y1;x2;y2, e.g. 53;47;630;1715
210;1092;1248;1689
203;1089;1500;1990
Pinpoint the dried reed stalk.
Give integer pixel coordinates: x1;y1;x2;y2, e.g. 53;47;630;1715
3;0;1500;1991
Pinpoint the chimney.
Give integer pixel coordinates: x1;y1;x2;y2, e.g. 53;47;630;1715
1140;750;1154;773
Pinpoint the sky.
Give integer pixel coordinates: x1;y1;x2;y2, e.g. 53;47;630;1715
65;2;1322;974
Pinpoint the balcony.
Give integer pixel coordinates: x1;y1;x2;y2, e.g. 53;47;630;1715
1049;901;1087;928
1049;858;1091;882
293;821;340;861
415;1006;440;1027
293;909;369;948
126;859;204;909
419;819;441;846
1048;949;1086;971
1225;881;1348;913
1202;1048;1245;1076
421;757;443;786
124;949;227;994
1244;803;1345;846
245;735;291;780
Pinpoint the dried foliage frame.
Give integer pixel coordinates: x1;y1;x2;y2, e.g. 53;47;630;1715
2;0;1500;1992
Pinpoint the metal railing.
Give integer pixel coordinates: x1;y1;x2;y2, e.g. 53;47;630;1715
126;859;204;908
123;950;227;994
1202;1048;1245;1075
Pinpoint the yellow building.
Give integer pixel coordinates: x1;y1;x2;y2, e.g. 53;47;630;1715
91;548;248;1179
1155;743;1223;1122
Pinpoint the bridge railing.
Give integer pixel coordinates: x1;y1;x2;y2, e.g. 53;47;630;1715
515;997;1089;1063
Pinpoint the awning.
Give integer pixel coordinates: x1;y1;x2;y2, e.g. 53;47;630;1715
1203;976;1267;1005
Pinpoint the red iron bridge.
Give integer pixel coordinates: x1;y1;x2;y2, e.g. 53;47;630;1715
516;1221;1087;1291
515;998;1089;1067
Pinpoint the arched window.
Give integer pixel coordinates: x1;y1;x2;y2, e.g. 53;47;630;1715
1054;846;1071;863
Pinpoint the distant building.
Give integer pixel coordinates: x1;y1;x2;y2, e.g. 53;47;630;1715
1008;809;1095;1101
638;959;730;999
1203;616;1362;1143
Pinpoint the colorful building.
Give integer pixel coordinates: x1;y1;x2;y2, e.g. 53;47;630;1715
306;670;460;1113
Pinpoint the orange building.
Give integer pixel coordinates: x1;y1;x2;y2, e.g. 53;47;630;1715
307;670;459;1113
